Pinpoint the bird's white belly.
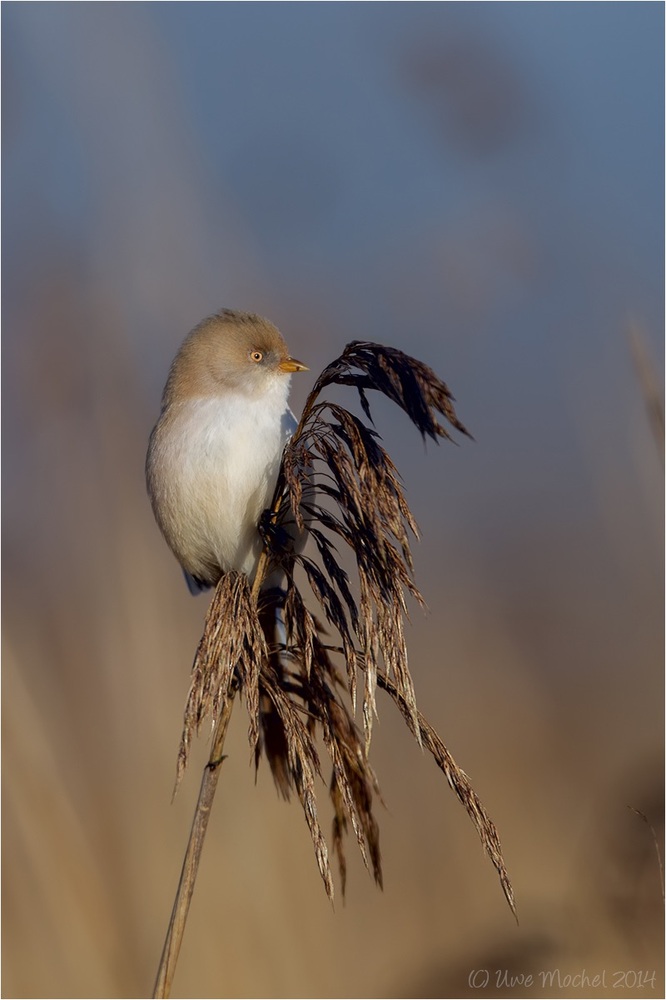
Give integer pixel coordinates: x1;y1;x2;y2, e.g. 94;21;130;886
159;395;296;580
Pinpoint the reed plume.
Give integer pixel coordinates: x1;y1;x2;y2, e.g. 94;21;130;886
155;340;515;998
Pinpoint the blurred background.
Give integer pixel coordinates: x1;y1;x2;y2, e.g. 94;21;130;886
2;3;663;998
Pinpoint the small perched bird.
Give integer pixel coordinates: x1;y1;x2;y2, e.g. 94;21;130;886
146;309;308;593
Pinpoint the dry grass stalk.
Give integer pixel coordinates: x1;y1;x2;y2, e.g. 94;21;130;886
629;807;665;902
154;340;515;996
153;691;236;999
627;320;664;466
376;668;516;917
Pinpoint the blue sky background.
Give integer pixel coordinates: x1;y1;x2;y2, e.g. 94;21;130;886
5;1;662;616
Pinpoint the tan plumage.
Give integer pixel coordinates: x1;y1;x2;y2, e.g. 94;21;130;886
146;309;307;592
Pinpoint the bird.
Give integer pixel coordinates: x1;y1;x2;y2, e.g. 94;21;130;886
146;309;308;594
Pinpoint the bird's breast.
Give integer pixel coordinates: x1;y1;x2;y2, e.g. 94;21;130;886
148;392;296;580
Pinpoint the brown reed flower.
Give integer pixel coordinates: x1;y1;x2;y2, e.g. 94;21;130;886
174;340;515;916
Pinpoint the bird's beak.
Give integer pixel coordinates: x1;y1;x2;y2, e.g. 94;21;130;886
279;357;309;374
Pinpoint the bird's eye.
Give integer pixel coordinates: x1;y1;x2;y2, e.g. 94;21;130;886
250;351;263;363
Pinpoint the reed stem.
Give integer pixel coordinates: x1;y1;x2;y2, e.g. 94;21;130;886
152;691;235;998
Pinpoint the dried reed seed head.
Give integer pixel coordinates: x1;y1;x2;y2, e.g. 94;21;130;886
178;340;514;913
177;573;267;783
309;340;472;443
